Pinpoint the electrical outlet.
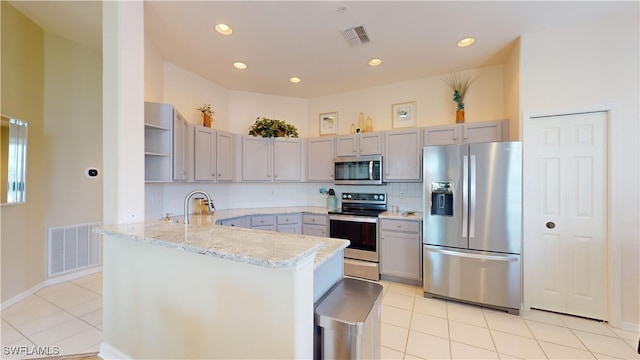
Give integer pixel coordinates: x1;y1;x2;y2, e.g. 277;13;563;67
400;191;405;199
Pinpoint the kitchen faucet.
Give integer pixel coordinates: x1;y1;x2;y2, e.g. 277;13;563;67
183;190;215;224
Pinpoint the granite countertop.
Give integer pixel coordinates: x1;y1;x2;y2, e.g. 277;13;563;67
96;207;349;271
379;211;423;221
213;206;330;220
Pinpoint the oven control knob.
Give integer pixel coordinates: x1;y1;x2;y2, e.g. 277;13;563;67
373;195;378;200
379;194;384;201
342;194;347;199
347;194;352;199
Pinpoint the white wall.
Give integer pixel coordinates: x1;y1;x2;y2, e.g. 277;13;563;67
227;91;308;136
307;65;505;137
163;62;229;129
102;1;145;225
520;8;639;329
144;35;164;103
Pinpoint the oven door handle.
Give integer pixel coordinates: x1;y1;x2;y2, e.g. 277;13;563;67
329;215;378;224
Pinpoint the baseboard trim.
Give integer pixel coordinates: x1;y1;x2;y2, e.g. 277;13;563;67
1;266;102;311
618;320;640;333
99;342;131;359
0;282;46;311
44;266;103;287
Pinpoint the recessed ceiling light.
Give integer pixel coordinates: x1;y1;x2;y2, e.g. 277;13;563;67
233;62;247;70
215;23;233;35
289;77;301;83
457;37;475;47
368;58;382;66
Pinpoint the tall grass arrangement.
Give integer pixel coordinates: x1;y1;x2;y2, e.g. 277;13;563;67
443;70;479;111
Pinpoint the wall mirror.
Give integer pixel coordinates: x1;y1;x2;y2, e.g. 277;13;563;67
1;115;28;204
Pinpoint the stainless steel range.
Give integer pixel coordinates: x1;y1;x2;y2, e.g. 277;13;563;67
328;192;386;281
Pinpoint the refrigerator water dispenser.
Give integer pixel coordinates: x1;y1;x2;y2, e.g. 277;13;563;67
430;182;453;216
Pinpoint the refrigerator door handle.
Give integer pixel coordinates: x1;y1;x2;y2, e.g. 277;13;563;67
469;154;476;238
462;155;469;237
426;246;519;262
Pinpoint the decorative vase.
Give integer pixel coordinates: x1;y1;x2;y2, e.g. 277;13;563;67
203;113;212;128
327;195;338;210
456;110;465;123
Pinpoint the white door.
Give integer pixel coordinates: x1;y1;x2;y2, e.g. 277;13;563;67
524;111;607;320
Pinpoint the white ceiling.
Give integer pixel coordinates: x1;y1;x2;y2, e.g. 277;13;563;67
9;1;635;99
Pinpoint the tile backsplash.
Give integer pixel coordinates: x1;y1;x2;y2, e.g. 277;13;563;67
147;182;424;220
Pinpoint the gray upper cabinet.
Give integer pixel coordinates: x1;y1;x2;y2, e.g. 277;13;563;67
336;132;383;157
462;120;508;143
194;126;234;182
216;131;234;181
242;136;272;181
144;102;188;182
423;120;508;146
423;123;463;145
307;137;335;181
194;126;216;181
173;112;189;181
242;136;302;182
384;129;422;182
274;138;302;181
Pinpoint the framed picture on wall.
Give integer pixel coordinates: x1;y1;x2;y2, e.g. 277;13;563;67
392;101;416;129
319;112;338;136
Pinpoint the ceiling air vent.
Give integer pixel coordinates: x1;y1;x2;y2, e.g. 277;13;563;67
341;25;370;48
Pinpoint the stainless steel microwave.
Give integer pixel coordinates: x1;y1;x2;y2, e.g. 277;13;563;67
334;155;383;185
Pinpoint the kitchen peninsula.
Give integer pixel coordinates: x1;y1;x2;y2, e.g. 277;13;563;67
95;213;349;359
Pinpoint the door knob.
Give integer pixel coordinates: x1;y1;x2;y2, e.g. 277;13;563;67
546;221;556;229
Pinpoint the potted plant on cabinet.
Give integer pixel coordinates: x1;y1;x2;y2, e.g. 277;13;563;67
197;103;214;128
248;117;299;138
443;70;478;123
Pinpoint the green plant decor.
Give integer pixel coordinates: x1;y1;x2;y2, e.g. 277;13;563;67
197;103;214;117
443;70;479;111
248;117;299;138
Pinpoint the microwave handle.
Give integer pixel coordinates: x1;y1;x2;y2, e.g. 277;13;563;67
369;160;373;180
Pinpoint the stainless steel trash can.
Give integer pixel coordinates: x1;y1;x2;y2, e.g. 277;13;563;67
314;278;383;360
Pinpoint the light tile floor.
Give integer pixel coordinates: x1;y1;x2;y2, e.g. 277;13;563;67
2;272;102;359
1;273;638;359
377;280;639;360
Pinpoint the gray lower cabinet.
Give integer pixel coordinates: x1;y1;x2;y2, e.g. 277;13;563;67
251;214;276;231
277;214;302;234
379;218;422;282
218;216;250;228
302;214;328;237
218;212;324;236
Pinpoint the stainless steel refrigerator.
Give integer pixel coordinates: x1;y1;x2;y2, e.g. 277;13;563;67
422;142;522;314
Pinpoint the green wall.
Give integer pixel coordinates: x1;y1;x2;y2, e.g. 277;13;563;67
1;1;47;302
